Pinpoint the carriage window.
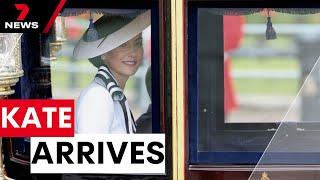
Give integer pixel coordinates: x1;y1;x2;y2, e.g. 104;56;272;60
189;7;320;164
49;9;159;133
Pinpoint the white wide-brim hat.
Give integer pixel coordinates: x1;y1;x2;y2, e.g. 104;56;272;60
73;10;151;65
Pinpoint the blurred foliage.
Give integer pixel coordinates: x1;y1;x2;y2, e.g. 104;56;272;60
241;35;294;49
234;78;298;95
232;57;299;70
232;57;299;95
245;12;320;24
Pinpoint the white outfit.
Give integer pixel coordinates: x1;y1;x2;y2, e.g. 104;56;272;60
76;68;135;134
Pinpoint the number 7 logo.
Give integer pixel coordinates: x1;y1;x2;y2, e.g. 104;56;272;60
14;0;67;33
14;4;29;21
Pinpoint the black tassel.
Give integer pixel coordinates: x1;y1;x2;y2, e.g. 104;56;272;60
85;13;99;41
266;16;277;40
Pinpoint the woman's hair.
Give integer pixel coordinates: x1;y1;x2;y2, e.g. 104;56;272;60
89;56;105;67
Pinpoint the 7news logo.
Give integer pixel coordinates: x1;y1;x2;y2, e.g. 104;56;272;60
4;4;39;29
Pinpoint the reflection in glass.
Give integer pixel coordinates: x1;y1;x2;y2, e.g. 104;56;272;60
0;33;23;96
249;57;320;179
0;34;22;74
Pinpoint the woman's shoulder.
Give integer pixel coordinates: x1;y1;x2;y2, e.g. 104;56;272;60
76;81;115;134
78;81;113;103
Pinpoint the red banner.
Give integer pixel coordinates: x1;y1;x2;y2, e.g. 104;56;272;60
0;99;74;137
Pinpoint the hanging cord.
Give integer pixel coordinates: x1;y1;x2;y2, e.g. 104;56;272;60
266;8;277;40
85;11;99;41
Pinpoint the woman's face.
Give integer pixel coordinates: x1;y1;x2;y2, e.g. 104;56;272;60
102;34;143;77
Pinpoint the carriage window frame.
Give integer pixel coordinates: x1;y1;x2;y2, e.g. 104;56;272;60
188;2;320;166
54;2;162;133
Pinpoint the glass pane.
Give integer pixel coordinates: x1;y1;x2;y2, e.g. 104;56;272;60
0;33;22;74
197;8;320;153
50;9;152;133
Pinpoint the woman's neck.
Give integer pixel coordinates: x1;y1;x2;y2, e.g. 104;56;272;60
109;69;128;89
